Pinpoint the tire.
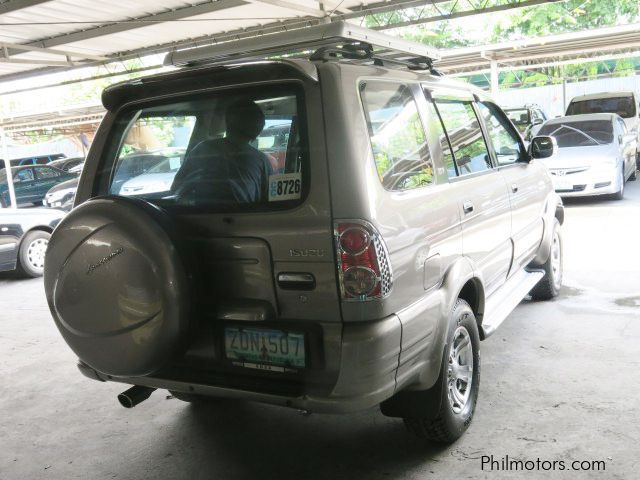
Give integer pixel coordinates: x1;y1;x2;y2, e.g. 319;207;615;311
403;299;481;444
612;168;625;200
529;218;563;301
16;230;50;278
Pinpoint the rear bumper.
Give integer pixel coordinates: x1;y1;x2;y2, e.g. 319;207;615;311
78;314;403;414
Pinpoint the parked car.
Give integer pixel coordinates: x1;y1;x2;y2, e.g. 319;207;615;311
537;113;636;199
49;157;84;172
566;91;640;167
0;207;65;277
119;150;185;197
504;104;548;142
43;178;78;211
110;152;172;194
0;153;66;168
44;22;564;443
0;165;77;207
252;122;292;173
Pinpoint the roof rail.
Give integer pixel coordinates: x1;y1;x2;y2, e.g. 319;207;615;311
164;21;440;69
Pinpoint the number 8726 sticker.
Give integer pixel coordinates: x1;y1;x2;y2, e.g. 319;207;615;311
268;173;302;202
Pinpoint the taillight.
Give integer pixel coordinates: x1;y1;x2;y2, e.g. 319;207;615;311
335;221;393;301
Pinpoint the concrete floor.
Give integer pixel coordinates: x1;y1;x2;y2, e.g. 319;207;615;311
1;183;639;480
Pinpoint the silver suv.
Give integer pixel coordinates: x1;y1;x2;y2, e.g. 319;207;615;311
44;23;564;443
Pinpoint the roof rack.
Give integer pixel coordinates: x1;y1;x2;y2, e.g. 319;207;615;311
164;21;440;70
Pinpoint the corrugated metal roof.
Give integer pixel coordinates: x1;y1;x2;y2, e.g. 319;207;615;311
0;0;425;81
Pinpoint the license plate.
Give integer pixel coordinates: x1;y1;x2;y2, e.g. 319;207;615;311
224;327;305;371
554;179;573;191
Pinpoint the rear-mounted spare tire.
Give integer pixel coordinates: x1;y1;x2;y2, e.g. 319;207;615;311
44;196;190;378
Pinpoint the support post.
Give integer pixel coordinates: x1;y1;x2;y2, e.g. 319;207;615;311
490;60;500;98
1;126;17;209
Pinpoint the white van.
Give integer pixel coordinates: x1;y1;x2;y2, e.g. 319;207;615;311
566;92;640;166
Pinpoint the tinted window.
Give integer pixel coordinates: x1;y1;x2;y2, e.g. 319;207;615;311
361;82;434;191
35;167;60;179
567;96;636;119
14;169;34;182
107;85;307;211
478;102;523;166
539;120;614;147
435;99;492;175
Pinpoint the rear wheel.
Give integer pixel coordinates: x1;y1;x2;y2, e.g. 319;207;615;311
529;219;563;301
403;299;481;443
17;230;50;278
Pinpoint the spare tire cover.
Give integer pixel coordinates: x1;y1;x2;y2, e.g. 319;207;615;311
44;196;190;377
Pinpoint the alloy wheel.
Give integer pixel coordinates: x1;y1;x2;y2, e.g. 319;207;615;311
27;238;48;271
447;326;474;414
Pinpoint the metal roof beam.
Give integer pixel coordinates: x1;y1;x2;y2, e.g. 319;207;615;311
245;0;326;17
372;0;563;30
4;0;248;57
0;0;53;15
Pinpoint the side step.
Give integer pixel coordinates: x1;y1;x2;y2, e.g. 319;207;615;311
481;269;544;338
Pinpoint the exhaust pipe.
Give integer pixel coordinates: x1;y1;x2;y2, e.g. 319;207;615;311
118;385;156;408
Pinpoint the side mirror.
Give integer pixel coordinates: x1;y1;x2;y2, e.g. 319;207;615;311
529;136;558;160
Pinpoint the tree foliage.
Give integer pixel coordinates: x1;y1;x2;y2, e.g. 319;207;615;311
366;0;640;87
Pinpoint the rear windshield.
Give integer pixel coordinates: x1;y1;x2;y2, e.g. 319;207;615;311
104;84;307;212
539;120;614;147
567;96;637;119
505;109;530;126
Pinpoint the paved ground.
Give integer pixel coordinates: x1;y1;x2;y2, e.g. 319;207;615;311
1;183;639;480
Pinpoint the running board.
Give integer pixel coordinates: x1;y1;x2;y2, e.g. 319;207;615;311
481;269;544;338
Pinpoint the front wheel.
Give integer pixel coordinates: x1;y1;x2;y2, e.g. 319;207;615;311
612;168;625;200
17;230;50;278
529;218;563;300
403;299;481;443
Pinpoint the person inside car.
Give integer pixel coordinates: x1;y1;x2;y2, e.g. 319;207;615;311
171;98;274;205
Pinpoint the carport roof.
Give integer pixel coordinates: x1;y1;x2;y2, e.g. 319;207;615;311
0;0;437;81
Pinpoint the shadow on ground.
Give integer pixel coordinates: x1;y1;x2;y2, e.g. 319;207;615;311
135;400;450;479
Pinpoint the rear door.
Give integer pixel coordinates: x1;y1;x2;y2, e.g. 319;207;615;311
95;76;338;383
477;101;547;272
34;166;63;200
99;80;339;325
430;91;513;295
13;168;37;204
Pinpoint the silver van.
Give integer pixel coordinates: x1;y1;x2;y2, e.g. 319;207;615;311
44;22;564;443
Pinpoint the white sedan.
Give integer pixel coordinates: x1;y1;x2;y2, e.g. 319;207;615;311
536;113;637;200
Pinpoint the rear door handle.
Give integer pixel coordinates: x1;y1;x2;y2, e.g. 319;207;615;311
277;272;316;291
463;201;474;214
511;184;519;193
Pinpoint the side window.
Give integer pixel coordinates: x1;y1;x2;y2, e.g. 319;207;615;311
361;82;434;191
424;94;457;178
477;102;524;166
434;99;492;175
35;167;60;179
14;169;34;183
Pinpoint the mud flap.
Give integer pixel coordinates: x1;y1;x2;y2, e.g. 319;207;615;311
380;343;447;419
